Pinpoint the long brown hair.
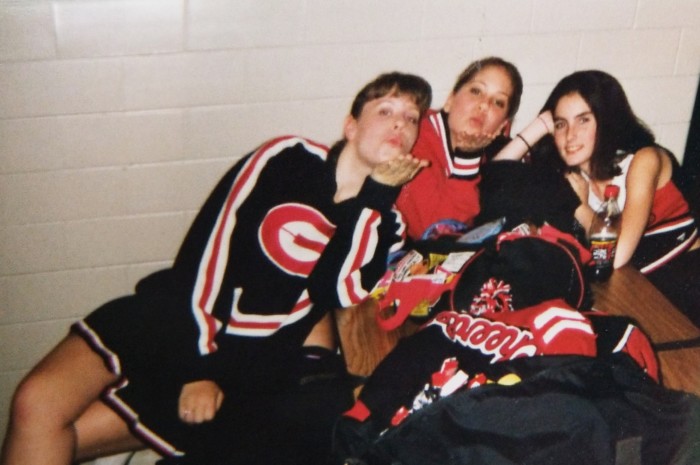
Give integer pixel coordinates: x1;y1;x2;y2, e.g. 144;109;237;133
541;70;655;179
452;56;523;120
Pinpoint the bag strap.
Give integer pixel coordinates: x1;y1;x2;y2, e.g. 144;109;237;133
497;224;592;264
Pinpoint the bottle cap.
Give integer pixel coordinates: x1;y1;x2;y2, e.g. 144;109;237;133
604;184;620;199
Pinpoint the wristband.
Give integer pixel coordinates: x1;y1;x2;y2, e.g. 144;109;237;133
516;134;532;153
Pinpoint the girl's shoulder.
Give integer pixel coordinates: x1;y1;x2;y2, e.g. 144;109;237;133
627;146;673;189
627;146;663;172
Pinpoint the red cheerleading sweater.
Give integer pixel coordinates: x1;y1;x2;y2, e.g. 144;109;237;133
396;110;508;240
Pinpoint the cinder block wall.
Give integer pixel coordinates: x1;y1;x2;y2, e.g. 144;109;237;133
1;0;699;459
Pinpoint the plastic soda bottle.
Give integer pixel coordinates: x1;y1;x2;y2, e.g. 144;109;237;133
588;184;621;282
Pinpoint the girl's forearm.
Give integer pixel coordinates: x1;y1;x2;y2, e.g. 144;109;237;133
493;112;553;161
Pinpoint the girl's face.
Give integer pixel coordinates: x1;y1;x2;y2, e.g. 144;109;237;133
345;93;421;168
553;92;598;173
444;65;513;150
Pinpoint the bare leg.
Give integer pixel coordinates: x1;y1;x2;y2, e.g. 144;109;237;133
690;237;700;252
0;333;140;465
303;313;337;350
74;401;146;462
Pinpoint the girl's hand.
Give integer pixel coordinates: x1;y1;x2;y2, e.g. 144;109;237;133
178;379;224;424
518;111;554;145
536;111;554;135
371;154;429;187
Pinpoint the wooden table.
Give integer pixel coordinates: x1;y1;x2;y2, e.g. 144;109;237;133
336;265;700;396
591;265;700;396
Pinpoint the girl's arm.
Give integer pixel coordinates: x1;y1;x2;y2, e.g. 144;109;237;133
492;111;554;161
307;175;405;309
613;147;663;268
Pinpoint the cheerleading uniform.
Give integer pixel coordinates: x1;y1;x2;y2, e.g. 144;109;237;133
586;153;697;274
395;110;509;240
73;136;405;458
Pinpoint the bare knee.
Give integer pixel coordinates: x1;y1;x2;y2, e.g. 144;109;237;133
304;313;337;350
9;373;67;431
8;335;115;433
11;374;51;425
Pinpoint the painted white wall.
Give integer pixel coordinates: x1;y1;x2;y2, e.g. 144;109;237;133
1;0;699;460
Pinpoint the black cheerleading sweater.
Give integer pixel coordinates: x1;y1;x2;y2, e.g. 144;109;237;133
134;136;405;388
